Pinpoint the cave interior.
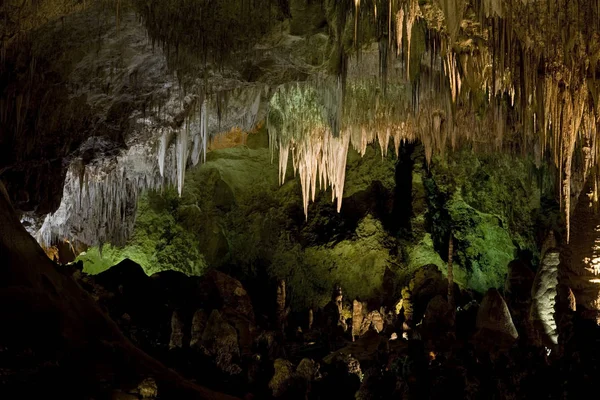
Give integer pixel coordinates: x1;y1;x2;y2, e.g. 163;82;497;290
2;0;600;399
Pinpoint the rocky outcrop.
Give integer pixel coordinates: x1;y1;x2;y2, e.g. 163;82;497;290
199;270;255;323
269;359;295;397
423;295;452;334
201;310;242;375
0;182;238;399
358;310;385;336
408;265;448;323
198;270;256;355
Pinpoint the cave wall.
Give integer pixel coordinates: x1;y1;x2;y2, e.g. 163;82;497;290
77;133;559;309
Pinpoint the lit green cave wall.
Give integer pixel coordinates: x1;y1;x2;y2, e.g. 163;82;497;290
78;131;558;308
78;190;207;276
424;150;559;292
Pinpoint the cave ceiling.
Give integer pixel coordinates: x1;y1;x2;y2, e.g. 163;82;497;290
2;0;600;246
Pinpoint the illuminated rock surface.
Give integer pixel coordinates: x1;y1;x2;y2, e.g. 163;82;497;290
5;0;600;398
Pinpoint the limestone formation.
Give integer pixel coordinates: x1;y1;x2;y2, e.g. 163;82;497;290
199;270;256;354
352;300;364;341
269;359;295;397
540;231;557;261
169;310;185;350
340;354;363;382
276;279;288;333
190;309;208;349
358;310;385;336
295;358;321;382
423;295;452;333
135;378;158;399
408;265;448;322
504;259;535;340
530;250;560;347
202;310;241;375
567;288;577;312
474;289;518;350
324;285;348;333
200;270;255;323
401;287;413;327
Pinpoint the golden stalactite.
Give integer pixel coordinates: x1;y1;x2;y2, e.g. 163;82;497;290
560;80;588;244
404;0;421;79
396;8;404;56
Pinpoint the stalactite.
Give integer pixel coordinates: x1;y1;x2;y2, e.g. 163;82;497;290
191;100;208;166
436;0;466;42
30;0;600;253
560;81;588;243
354;0;361;49
404;0;420;79
176;124;188;196
396;8;404;56
444;45;462;103
37;80;266;249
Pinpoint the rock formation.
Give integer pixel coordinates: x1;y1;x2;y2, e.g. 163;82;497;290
474;289;519;350
169;310;185;350
530;250;560;347
504;259;535;341
352;299;364;341
0;182;236;398
190;309;208;349
201;310;242;375
423;295;452;334
276;279;288;333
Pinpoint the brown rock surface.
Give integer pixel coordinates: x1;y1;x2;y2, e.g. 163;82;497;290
0;182;238;398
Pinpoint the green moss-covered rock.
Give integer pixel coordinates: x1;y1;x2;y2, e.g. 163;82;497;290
446;193;516;292
420;149;558;293
78;134;557;305
405;234;445;278
79;128;399;309
271;215;395;309
78;189;207;276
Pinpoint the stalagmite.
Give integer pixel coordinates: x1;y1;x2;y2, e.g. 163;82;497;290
351;299;363;341
169;310;185;350
474;289;519;350
190;309;208;349
530;249;560;347
276;279;287;333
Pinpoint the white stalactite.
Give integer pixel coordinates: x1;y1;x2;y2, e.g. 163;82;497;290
36;84;267;249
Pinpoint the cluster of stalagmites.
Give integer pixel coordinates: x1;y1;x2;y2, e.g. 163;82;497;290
60;231;600;398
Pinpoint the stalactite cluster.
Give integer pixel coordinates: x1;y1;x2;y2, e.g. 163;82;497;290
262;0;600;241
7;0;600;248
37;83;265;249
